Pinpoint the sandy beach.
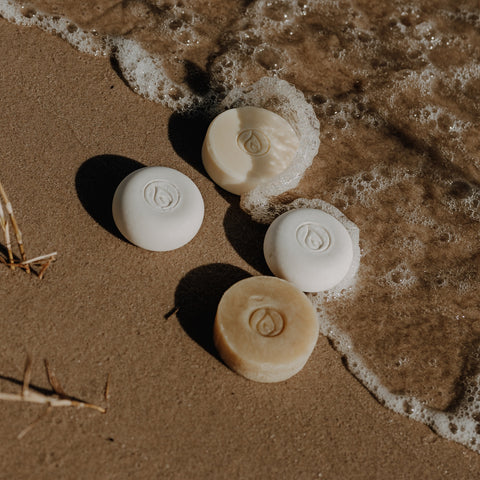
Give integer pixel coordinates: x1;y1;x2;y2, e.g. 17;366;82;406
1;16;480;479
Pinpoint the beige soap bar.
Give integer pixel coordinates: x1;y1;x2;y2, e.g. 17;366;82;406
213;276;319;383
202;107;299;195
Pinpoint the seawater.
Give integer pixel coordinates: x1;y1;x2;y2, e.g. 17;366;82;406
1;0;480;452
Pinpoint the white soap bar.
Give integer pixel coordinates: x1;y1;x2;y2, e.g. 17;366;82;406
202;106;299;195
112;166;204;251
214;276;319;383
263;208;354;292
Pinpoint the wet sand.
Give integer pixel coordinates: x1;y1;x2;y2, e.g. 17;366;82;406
1;17;480;479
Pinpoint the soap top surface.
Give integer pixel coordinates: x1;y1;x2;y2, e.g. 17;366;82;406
214;276;319;383
202;106;299;195
263;208;354;292
112;166;204;251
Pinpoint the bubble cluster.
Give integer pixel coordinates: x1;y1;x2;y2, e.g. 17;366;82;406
378;262;417;291
446;185;480;223
0;0;107;54
330;166;418;209
213;77;320;221
112;37;203;110
309;298;480;450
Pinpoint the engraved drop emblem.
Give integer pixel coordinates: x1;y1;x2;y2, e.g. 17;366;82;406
143;180;180;211
296;222;331;252
237;129;270;156
249;308;285;337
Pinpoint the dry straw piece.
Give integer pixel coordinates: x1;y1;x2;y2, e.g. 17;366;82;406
0;356;107;439
0;180;56;278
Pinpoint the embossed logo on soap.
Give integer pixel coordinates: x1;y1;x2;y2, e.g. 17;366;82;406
143;180;180;211
237;129;270;156
249;308;285;337
296;222;331;252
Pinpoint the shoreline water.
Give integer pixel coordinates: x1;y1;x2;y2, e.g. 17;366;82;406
0;0;480;472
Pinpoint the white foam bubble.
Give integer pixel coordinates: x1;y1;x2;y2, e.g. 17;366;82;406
450;189;480;223
330;166;418;209
206;77;320;222
252;0;304;23
112;37;201;109
380;262;418;291
0;0;203;110
312;297;480;452
413;20;443;51
451;63;480;89
0;0;108;55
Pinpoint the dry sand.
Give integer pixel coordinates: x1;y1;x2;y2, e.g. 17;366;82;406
1;17;480;479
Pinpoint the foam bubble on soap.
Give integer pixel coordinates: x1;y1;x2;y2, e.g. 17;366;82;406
212;77;319;222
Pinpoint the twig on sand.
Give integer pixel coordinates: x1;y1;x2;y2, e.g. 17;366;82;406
0;356;107;439
0;180;56;278
104;373;111;401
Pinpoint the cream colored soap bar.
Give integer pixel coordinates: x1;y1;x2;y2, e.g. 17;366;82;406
214;276;319;383
202;107;299;195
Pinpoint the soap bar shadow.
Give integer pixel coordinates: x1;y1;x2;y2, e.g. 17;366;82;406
167;60;217;178
168;106;212;179
169;105;271;275
220;191;271;275
174;263;252;359
75;155;144;240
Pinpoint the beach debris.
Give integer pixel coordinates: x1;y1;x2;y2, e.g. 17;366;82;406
0;180;57;278
104;372;111;401
164;306;179;320
0;356;107;439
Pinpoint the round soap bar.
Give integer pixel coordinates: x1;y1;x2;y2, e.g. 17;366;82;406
112;166;204;251
214;276;319;383
202;106;299;195
263;208;354;292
